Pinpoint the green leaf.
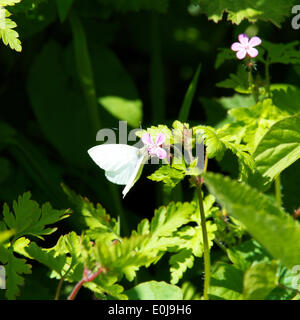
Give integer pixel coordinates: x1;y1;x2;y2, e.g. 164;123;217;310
149;202;196;238
198;0;294;27
215;48;236;69
263;40;300;65
2;192;69;240
27;41;96;168
69;13;101;135
204;172;300;268
0;229;14;245
228;98;288;154
0;0;22;5
0;247;31;299
209;262;243;300
99;96;142;128
272;86;300;115
125;281;183;300
194;125;225;160
227;239;272;271
56;0;74;22
254;115;300;181
62;184;120;239
243;261;279;300
28;39;142;168
0;26;22;52
169;249;194;285
178;64;201;122
218;94;256;110
147;166;185;189
216;65;250;93
93;234;152;282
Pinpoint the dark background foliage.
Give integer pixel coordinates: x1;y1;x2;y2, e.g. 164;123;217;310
1;0;300;299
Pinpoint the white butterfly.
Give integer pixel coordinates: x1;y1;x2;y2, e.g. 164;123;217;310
87;144;148;198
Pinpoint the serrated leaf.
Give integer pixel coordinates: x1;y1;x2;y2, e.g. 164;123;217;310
125;281;183;300
0;247;31;299
263;40;300;65
0;0;21;6
62;184;119;239
204;172;300;268
0;25;22;52
2;192;69;240
254;115;300;181
150;202;196;237
194;125;225;160
227;239;272;271
216;65;250;93
272;86;300;115
147;166;185;189
198;0;294;27
169;249;194;284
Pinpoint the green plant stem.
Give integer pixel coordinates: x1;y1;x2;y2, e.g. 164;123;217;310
265;61;270;94
275;174;282;207
248;67;258;102
194;176;211;300
54;277;64;300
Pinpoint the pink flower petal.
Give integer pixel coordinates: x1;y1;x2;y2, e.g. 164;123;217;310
231;42;244;51
249;36;262;47
247;47;258;58
156;147;167;159
238;34;249;46
155;133;165;146
142;133;154;145
236;49;247;60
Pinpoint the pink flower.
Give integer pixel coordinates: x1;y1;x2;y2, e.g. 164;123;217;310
141;133;167;159
231;34;262;60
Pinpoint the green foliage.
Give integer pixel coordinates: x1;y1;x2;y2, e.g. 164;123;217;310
0;193;69;299
204;172;300;268
243;261;279;300
197;0;294;26
0;0;22;51
262;40;300;65
147;166;185;189
56;0;74;22
62;184;120;239
178;64;201;122
125;281;183;300
209;263;243;300
1;0;300;301
194;124;254;176
216;65;250;93
254;115;300;182
2;192;69;240
0;229;14;245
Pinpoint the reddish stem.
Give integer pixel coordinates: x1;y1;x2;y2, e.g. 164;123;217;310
67;267;104;300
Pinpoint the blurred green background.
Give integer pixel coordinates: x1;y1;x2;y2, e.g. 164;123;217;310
1;0;300;298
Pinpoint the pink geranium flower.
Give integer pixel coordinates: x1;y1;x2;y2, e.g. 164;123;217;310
142;133;167;159
231;34;262;60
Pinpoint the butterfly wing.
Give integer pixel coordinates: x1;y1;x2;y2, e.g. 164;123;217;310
87;144;140;185
122;154;147;198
